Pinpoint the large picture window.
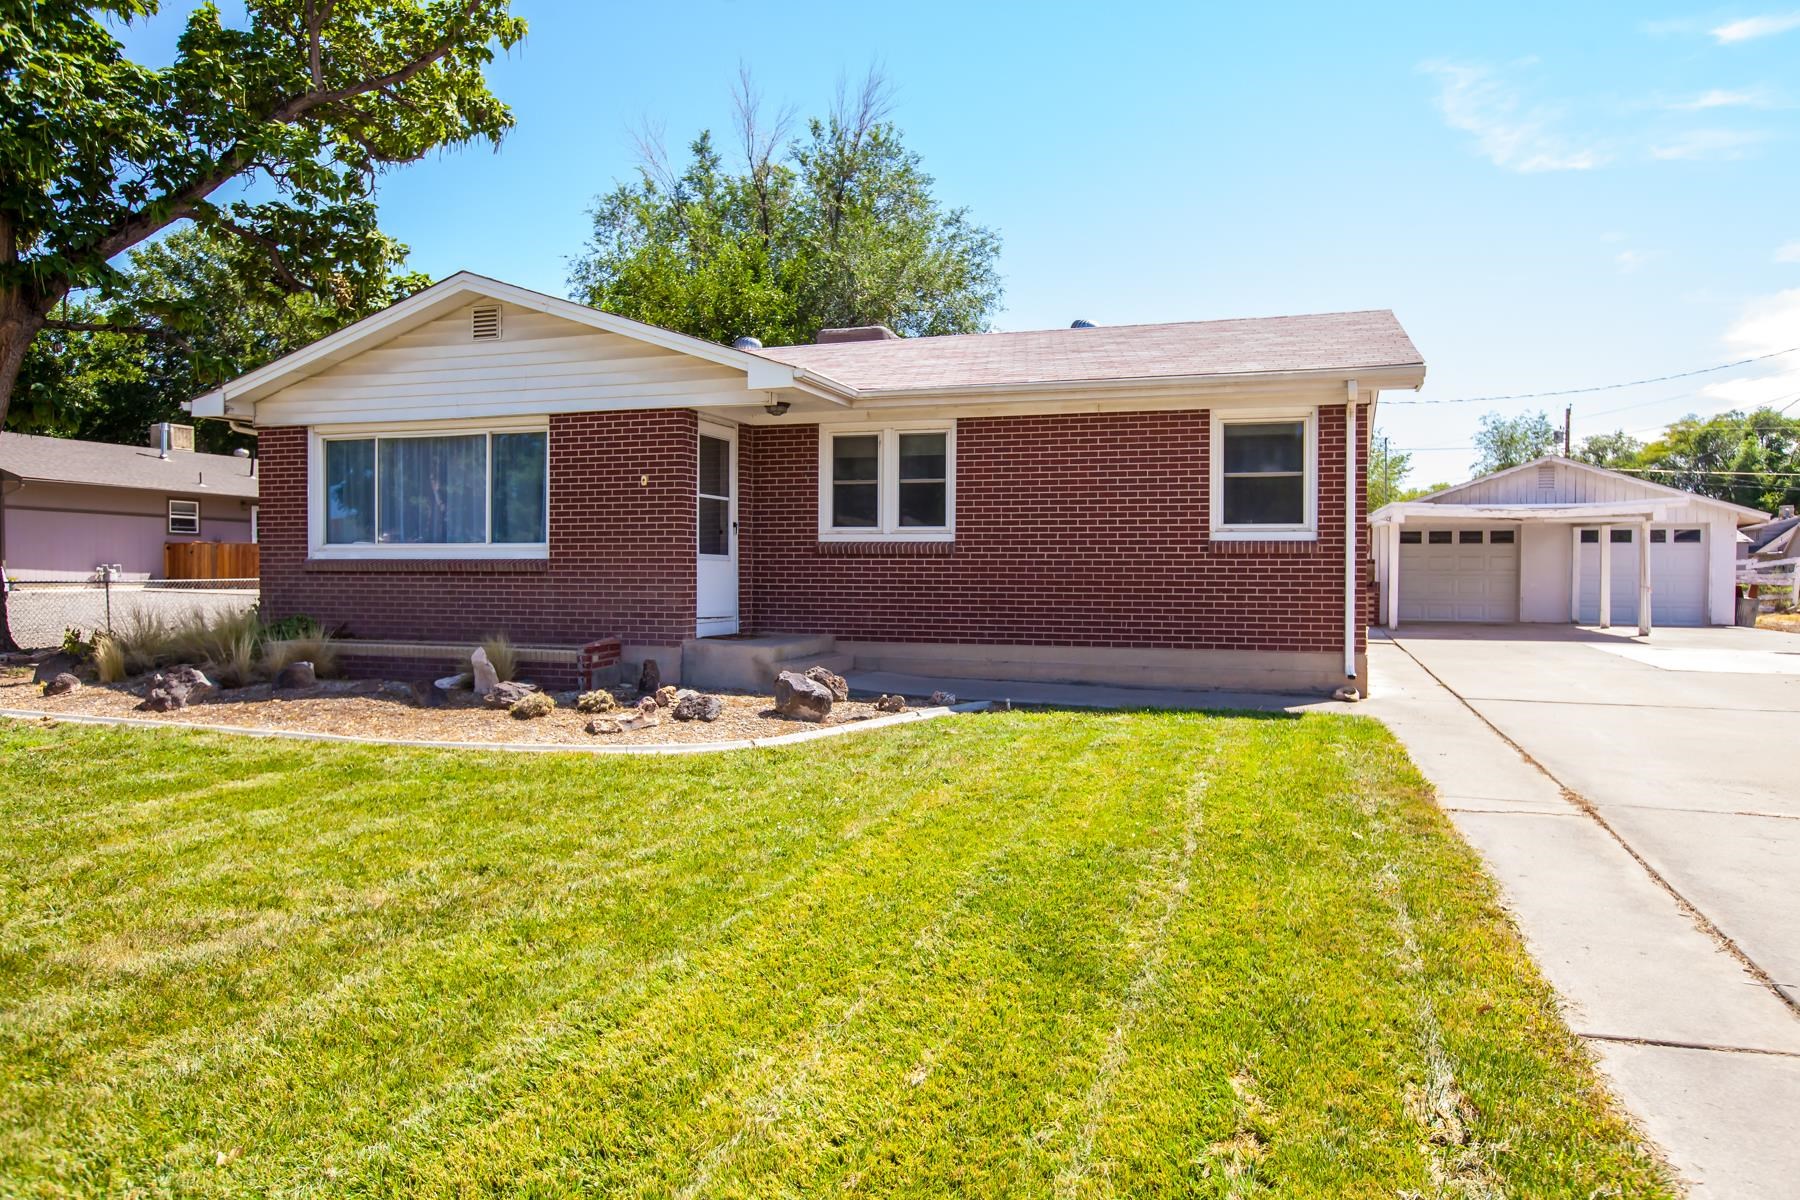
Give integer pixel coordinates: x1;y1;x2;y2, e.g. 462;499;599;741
1209;410;1317;540
818;424;954;540
316;427;548;555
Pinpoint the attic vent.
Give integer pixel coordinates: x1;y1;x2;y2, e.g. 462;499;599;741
1537;464;1556;489
471;305;502;341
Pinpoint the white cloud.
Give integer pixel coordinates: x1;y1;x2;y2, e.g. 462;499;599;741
1776;241;1800;263
1712;12;1800;42
1663;86;1779;110
1701;289;1800;408
1421;61;1606;172
1616;249;1657;272
1649;128;1769;159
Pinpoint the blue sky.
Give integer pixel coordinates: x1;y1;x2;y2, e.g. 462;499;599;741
116;2;1800;485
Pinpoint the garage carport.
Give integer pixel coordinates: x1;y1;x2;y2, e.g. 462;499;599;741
1368;456;1764;632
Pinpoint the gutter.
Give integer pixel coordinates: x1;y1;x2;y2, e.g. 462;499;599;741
1345;381;1359;684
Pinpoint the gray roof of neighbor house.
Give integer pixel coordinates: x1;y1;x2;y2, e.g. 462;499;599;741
752;309;1424;394
0;432;259;499
1744;515;1800;556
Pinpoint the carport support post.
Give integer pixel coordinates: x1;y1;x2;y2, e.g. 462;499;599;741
1570;526;1582;623
1599;524;1613;629
1638;519;1652;636
1387;519;1402;629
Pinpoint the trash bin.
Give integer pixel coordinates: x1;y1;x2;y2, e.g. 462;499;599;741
1737;596;1761;627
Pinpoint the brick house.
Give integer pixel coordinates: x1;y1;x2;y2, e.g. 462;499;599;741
188;273;1425;693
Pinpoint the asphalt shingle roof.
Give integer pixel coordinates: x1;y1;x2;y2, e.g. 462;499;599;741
0;432;259;499
752;309;1423;394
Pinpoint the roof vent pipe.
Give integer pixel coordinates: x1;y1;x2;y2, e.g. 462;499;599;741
158;421;170;460
732;336;763;350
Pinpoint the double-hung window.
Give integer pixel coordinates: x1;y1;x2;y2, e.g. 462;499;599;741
819;423;954;540
1210;410;1317;539
167;499;200;535
314;425;548;557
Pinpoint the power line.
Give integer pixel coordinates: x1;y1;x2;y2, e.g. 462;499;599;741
1611;466;1800;479
1383;344;1800;406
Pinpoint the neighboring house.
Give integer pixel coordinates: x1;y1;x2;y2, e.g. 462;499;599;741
1369;456;1765;630
0;427;258;581
188;273;1428;692
1738;505;1799;564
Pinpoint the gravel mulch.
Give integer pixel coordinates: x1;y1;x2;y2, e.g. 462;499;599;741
0;669;904;747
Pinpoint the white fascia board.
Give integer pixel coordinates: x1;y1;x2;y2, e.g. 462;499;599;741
826;364;1425;406
1368;500;1669;524
1427;454;1768;524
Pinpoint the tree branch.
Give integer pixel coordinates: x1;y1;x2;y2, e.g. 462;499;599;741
206;219;307;293
41;319;195;351
269;0;483;123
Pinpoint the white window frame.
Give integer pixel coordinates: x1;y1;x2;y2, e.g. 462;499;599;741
307;419;551;560
816;421;956;542
1209;407;1318;541
167;498;200;536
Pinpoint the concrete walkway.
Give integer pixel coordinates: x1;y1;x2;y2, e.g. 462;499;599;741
1364;631;1800;1198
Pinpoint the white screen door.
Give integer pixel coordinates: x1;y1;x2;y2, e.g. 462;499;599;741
696;424;739;636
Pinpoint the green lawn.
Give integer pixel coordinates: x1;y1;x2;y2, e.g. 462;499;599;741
0;712;1670;1198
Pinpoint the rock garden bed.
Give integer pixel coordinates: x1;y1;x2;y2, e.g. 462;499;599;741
0;663;911;748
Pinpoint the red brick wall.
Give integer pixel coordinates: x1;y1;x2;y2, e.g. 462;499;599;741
740;405;1368;655
257;411;697;646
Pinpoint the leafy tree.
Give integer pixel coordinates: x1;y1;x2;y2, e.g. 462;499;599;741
1636;408;1800;512
1573;429;1643;471
10;226;427;452
0;0;527;430
1368;433;1412;510
1474;410;1560;472
570;70;1002;346
1395;480;1453;501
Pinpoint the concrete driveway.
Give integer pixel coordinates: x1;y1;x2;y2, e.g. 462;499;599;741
1367;623;1800;1197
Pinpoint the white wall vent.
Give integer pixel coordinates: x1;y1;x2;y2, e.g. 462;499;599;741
1537;464;1556;489
471;305;503;341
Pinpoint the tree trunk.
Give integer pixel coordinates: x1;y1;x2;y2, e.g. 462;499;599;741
0;296;50;653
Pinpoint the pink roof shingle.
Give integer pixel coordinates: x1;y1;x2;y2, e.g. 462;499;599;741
753;309;1422;394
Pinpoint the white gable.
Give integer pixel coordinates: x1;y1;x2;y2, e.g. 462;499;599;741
1419;456;1763;525
257;301;755;427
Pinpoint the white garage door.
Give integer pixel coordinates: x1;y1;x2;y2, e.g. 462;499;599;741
1577;526;1707;626
1398;527;1520;622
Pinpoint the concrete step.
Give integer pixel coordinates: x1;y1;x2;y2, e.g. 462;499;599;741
773;652;855;679
682;634;839;692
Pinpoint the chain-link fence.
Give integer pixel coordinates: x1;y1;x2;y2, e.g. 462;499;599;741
3;575;260;651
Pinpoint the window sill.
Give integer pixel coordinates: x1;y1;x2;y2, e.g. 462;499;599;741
1209;529;1317;542
304;557;549;574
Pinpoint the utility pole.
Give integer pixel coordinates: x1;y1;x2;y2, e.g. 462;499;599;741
1564;405;1572;457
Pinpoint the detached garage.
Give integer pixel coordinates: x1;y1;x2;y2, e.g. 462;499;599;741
1370;456;1765;630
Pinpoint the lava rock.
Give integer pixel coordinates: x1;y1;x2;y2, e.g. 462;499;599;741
576;689;617;713
33;652;80;685
138;665;213;712
411;679;450;708
654;684;678;709
804;665;849;702
273;660;316;690
773;670;833;721
509;691;556;719
637;658;662;696
875;693;906;713
928;690;957;707
41;672;81;697
673;692;724;722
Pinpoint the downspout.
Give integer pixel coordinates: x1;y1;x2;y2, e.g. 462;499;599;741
1344;380;1359;682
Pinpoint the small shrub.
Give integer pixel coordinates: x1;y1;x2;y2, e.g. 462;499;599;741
262;614;319;642
174;609;261;680
576;690;617;713
265;617;341;680
480;634;519;684
115;610;175;676
60;627;96;661
509;691;555;719
211;626;260;689
92;634;126;684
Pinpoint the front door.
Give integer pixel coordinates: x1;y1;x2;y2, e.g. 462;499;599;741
696;423;739;636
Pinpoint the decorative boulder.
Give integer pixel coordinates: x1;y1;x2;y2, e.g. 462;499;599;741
805;665;849;702
138;666;213;712
470;646;501;695
585;717;620;736
41;672;81;697
637;658;662;697
509;691;556;719
875;693;906;713
616;697;661;731
576;690;617;714
33;652;80;685
273;661;316;690
435;673;471;691
482;680;539;709
654;684;678;709
773;670;833;721
929;690;957;707
412;679;451;708
673;692;724;722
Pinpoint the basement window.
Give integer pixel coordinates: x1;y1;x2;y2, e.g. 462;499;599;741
818;423;955;541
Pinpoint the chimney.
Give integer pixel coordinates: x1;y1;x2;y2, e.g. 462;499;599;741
815;325;899;344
